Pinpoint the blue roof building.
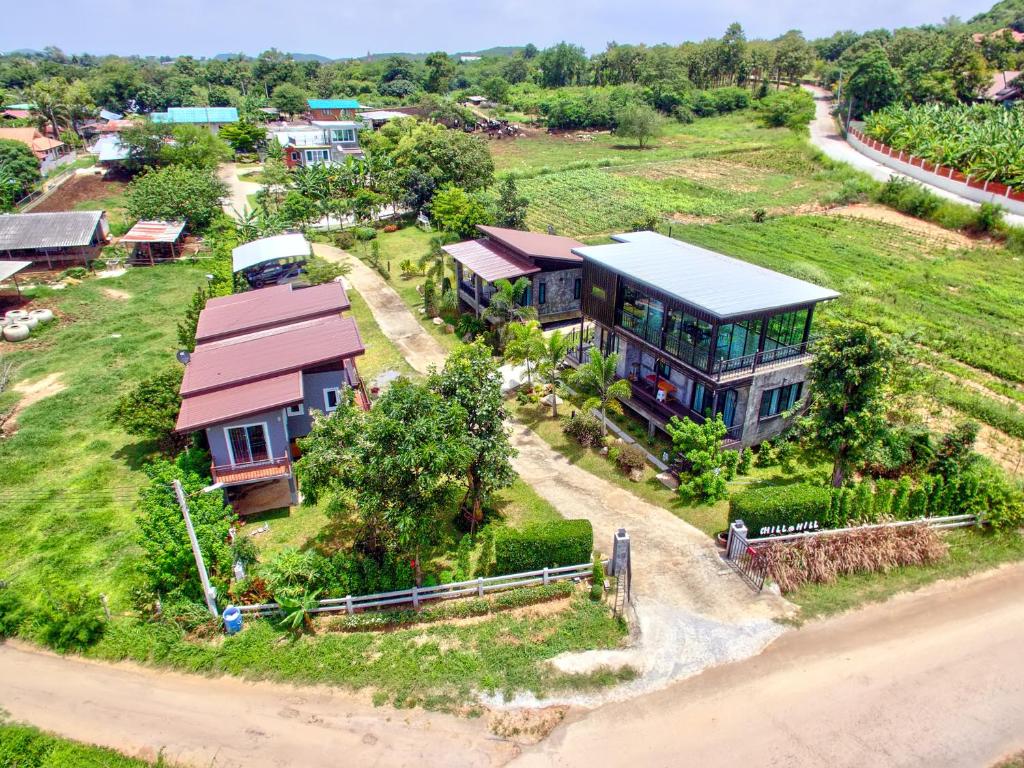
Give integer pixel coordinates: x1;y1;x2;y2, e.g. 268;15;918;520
150;107;239;125
307;99;361;110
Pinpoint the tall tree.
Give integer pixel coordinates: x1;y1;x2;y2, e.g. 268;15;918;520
803;321;899;488
503;319;544;388
270;83;308;117
494;176;529;229
429;340;516;531
537;42;588;87
424;52;455;94
846;45;901;116
483;277;536;349
539;330;572;418
569;348;632;435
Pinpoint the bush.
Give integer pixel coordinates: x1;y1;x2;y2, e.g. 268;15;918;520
352;226;377;241
615;443;648;475
108;367;184;451
261;548;329;601
874;177;941;219
561;413;604;448
61;266;88;280
494;519;594;573
36;583;106;652
126;164;227;231
334;230;356;249
0;584;25;638
736;447;752;475
729;483;832;536
590;555;605;600
758;87;815;131
966;202;1004;235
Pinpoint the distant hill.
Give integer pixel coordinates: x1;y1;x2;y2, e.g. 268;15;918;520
353;46;523;62
967;0;1024;30
211;51;332;62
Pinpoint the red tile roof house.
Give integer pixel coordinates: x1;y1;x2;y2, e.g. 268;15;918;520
443;225;586;326
175;282;368;515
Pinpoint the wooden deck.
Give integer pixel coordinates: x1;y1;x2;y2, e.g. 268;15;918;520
211;455;291;486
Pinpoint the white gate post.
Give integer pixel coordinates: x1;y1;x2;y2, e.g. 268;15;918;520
611;529;630;576
726;520;748;561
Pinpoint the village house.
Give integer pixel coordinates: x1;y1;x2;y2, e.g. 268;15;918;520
575;231;838;447
981;70;1022;106
269;121;364;168
306;98;361;121
0;126;72;174
174;282;368;515
444;225;586;326
0;211;109;268
149;106;239;133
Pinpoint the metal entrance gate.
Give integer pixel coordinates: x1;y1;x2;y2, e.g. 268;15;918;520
725;520;766;592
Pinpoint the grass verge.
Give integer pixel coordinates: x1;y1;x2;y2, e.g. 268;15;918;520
0;722;168;767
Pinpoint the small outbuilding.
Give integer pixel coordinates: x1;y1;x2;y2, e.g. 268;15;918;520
0;211;110;269
120;220;187;265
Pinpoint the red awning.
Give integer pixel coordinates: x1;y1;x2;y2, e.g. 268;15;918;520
442;239;541;283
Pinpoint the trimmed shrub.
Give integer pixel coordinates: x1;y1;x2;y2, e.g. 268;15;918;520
736;447;752;475
561;413;604;448
590;555;605;600
729;484;832;536
615;443;648;475
495;519;594;573
36;583;106;652
334;230;356;249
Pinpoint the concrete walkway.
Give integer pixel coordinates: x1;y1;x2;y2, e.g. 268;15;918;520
313;242;448;375
804;86;1024;227
218;162;262;219
505;422;790;705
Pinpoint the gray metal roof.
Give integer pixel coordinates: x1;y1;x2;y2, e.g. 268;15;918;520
573;231;839;319
0;211;104;251
0;261;31;282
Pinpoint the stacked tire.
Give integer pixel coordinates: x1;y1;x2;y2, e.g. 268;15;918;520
2;307;55;342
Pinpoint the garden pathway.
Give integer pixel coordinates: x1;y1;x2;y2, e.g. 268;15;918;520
313;242;448;375
218;162;261;219
504;422;791;704
804;86;1024;227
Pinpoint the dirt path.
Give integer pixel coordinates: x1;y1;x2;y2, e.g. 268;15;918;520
313;242;448;375
803;86;1024;227
0;641;513;768
506;423;791;703
2;372;65;435
218;163;261;219
513;562;1024;768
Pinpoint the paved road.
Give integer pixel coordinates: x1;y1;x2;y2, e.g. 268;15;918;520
0;642;512;768
218;163;261;219
804;86;1024;227
507;422;790;703
513;562;1024;768
313;242;448;375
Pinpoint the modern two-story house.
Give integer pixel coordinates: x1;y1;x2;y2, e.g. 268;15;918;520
575;231;838;447
175;282;368;515
444;225;585;326
270;122;365;169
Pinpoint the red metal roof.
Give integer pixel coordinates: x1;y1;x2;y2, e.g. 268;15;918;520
175;371;302;432
196;282;351;343
120;220;186;244
476;225;584;263
442;239;541;283
183;314;364;397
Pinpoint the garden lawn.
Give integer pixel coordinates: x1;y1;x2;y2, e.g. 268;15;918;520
0;722;169;767
91;590;629;711
785;528;1024;621
0;264;207;608
73;190;130;236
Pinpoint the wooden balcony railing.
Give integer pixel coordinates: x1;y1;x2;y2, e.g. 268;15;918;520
211;453;292;487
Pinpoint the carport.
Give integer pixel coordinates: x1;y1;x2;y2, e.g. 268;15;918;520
120;220;187;265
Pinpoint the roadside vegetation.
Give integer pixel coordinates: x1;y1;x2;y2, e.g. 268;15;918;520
0;722;172;767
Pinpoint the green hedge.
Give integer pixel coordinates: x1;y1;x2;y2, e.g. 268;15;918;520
495;520;594;573
729;484;831;536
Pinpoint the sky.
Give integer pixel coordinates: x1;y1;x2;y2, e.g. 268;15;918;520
0;0;997;59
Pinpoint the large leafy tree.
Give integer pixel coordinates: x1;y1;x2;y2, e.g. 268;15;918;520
615;102;664;148
537;42;588;87
803;320;899;487
495;176;529;229
569;348;632;435
0;139;41;208
504;319;545;388
429;341;516;531
162;124;231;169
270;83;308;116
219;121;267;153
424;52;455;94
126;165;227;231
428;185;493;238
846;44;901;116
483;277;537;349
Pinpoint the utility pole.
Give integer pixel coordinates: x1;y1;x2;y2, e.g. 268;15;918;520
172;479;219;618
836;68;843;105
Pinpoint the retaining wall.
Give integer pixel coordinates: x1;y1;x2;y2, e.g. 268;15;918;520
846;125;1024;217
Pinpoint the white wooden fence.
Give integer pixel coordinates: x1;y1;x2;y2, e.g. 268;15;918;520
237;560;602;618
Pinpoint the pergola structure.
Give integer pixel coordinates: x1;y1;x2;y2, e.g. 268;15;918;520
120;220;187;265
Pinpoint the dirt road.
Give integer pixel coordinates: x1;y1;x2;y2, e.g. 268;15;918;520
218;163;261;219
507;423;790;702
313;242;448;374
0;641;512;767
803;86;1024;227
513;562;1024;768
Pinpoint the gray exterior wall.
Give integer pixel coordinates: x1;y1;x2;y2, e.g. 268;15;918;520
736;363;809;446
534;267;582;320
286;368;347;437
205;408;289;469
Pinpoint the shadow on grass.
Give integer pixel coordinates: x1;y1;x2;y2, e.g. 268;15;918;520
111;438;167;472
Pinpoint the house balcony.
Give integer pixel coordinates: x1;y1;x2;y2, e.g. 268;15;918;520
211;453;292;487
623;379;743;443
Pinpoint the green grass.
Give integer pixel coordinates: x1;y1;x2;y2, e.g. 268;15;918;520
786;528;1024;622
73;190;130;236
0;722;170;767
90;591;629;711
0;264;207;608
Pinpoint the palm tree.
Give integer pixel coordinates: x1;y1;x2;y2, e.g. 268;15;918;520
539;330;572;418
569;348;632;435
483;277;537;349
504;320;544;388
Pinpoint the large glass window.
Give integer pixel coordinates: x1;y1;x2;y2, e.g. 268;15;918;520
759;382;803;420
226;424;270;465
715;319;761;367
538;282;547;305
763;308;809;354
717;389;738;427
664;309;713;370
616;283;664;347
691;382;710;416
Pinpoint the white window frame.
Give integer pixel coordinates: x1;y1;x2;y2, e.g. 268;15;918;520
323;387;341;413
223;421;273;466
303;148;330;165
331;128;356;143
286;403;305;417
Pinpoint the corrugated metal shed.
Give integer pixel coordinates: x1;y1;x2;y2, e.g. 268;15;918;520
120;220;186;243
443;239;541;283
308;99;361;110
573;231;839;319
99;109;123;121
94;135;129;162
0;211;104;250
151;107;238;124
232;233;311;273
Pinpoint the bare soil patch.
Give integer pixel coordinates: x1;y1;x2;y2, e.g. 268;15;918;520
2;372;65;436
488;706;568;744
923;404;1024;475
31;175;127;213
101;288;131;301
824;204;978;249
